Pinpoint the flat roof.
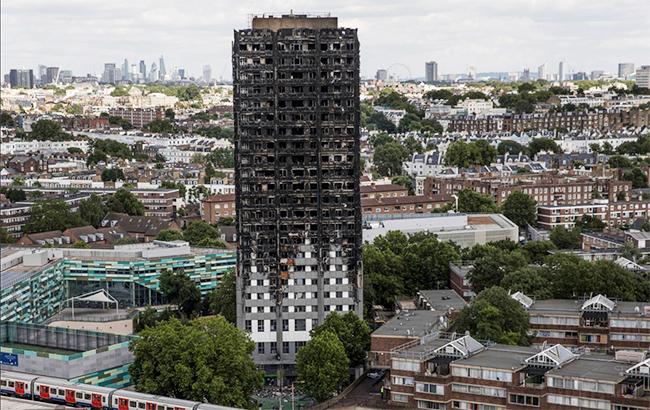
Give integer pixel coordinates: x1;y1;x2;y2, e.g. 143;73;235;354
362;213;517;243
372;310;445;338
418;289;467;312
454;344;536;370
528;299;647;316
546;355;626;383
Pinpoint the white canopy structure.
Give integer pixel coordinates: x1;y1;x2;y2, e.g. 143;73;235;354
66;289;119;320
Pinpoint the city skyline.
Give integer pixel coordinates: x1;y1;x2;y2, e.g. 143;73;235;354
2;0;649;80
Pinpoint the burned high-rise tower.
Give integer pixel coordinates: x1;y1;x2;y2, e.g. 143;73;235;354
233;14;362;374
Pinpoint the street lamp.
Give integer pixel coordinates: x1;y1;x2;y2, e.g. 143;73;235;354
452;194;459;212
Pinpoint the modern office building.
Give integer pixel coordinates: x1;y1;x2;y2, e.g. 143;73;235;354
158;55;166;81
521;68;530;82
139;60;147;82
376;69;388;81
233;14;362;375
425;61;438;82
8;69;34;89
203;64;212;83
149;62;158;82
45;67;60;84
537;63;547;80
618;62;635;79
558;61;565;83
102;63;116;84
636;65;650;89
121;59;130;81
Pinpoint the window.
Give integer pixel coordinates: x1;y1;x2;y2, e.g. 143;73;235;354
282;319;289;331
76;392;82;398
245;320;252;332
270;320;277;331
257;343;265;354
509;394;540;407
293;318;307;331
392;376;414;386
283;342;290;354
84;393;91;400
392;358;419;372
416;383;443;395
417;401;445;409
392;393;409;403
139;403;145;409
270;342;277;354
130;401;136;408
257;320;264;332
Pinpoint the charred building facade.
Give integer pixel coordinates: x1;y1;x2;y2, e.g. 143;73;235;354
233;14;362;374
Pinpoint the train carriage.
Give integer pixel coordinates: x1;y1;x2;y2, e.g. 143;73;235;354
111;390;200;410
0;371;38;399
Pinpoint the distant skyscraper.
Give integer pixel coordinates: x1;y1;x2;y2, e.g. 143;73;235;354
139;60;147;82
590;70;604;80
158;55;166;81
115;68;122;82
9;69;34;88
572;72;587;81
636;66;650;89
149;62;158;82
468;66;476;80
178;68;185;79
122;59;130;81
375;69;387;81
522;68;530;81
537;63;547;80
130;64;138;82
103;63;116;84
46;67;60;84
558;61;565;83
618;63;635;79
37;65;47;84
425;61;438;82
202;65;212;83
59;70;73;83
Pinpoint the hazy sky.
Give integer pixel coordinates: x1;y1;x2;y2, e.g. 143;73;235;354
2;0;649;80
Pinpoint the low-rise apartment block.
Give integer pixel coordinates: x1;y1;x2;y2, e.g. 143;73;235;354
201;193;236;224
107;107;163;128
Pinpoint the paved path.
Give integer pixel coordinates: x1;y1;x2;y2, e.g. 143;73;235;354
330;375;395;410
48;318;133;335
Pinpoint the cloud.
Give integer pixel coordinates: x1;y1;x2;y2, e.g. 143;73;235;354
2;0;648;79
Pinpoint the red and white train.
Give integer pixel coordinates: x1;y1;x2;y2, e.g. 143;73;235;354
0;371;240;410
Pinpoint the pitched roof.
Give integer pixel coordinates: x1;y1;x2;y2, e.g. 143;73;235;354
434;334;484;358
581;294;616;311
511;291;534;309
525;344;576;367
101;212;177;236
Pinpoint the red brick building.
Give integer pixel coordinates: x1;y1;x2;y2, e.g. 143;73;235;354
202;193;236;224
362;195;449;215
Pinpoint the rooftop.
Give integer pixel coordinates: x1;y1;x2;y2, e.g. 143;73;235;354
454;344;537;370
546;355;627;383
372;309;445;338
417;289;467;312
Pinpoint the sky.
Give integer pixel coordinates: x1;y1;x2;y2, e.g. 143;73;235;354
2;0;649;80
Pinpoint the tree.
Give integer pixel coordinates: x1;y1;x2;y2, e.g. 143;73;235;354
549;226;582;249
467;247;528;293
1;187;26;202
147;118;175;133
0;227;15;244
296;331;349;402
207;269;236;323
528;137;561;157
206;147;234;168
500;267;553;299
159;269;201;317
608;155;632;169
391;175;415;195
79;194;107;228
0;111;15;127
444;141;481;168
502;191;536;228
474;140;497;166
311;312;371;368
24;199;85;233
183;221;220;246
454;287;530;345
67;147;83;154
101;168;125;182
522;240;556;264
622;167;648;188
164;108;175;120
29;119;72;141
373;141;408;177
129;316;262;408
457;189;498;213
578;215;606;232
86;149;108;166
497;140;524;156
106;188;144;216
369;133;395;148
402;136;423;156
156;229;184;241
